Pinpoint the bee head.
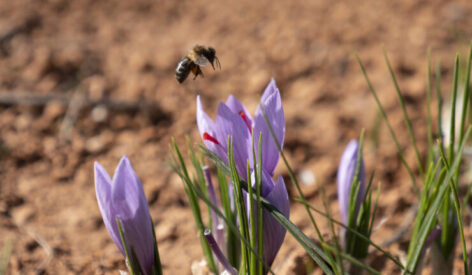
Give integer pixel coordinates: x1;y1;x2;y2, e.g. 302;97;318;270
206;47;220;70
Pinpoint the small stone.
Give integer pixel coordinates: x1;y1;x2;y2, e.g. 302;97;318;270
191;260;209;275
43;102;65;121
155;222;177;242
86;76;107;101
299;169;316;186
91;105;108;122
11;205;35;225
85;131;113;154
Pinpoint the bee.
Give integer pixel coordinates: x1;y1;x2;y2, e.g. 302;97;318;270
176;45;221;83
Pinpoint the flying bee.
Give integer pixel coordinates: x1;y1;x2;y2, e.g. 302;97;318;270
176;45;221;83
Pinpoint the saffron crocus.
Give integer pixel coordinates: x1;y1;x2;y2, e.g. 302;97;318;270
94;156;156;275
337;140;366;226
196;79;285;179
197;79;289;271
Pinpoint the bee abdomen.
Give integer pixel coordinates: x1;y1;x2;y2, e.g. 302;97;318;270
176;57;191;83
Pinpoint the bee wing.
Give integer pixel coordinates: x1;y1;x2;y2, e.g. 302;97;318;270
194;56;210;66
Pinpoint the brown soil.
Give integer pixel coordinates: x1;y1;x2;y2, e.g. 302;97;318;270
1;0;472;274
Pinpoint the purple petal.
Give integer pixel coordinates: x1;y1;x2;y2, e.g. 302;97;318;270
262;174;289;268
95;161;123;255
215;103;252;179
95;156;155;275
204;229;237;275
112;156;155;275
225;95;253;131
196;95;215;138
337;140;366;225
253;80;285;175
261;78;278;104
196;96;228;164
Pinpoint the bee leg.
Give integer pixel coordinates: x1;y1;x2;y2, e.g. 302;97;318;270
193;66;204;79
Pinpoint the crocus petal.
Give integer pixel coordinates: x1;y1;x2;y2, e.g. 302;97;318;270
225;95;253;131
112;156;155;275
204;229;237;275
262;174;289;268
215;103;252;179
196;95;215;138
337;140;366;225
253;79;285;175
95;161;123;255
246;170;289;270
95;156;155;275
197;96;228;163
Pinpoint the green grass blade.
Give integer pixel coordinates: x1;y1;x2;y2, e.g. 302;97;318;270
426;50;435;165
322;244;382;275
186;137;212;226
171;140;217;273
447;55;460;163
407;161;441;256
151;220;163;275
247;159;257;275
405;127;471;273
116;218;137;275
318;183;344;274
356;53;420;197
383;49;424;179
458;44;472;147
227;138;250;273
216;167;239;266
0;240;13;275
294;198;408;272
437;142;469;275
435;62;444;147
256;133;264;275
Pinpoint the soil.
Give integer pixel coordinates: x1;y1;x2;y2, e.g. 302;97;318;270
0;0;472;274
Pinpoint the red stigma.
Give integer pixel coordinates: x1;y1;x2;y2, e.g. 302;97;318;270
238;111;252;133
203;132;219;145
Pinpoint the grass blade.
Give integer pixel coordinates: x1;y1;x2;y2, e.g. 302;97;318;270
356;53;420;197
405;127;471;273
383;49;424;178
426;50;435;165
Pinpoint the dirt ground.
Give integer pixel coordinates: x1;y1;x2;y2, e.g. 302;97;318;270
1;0;472;274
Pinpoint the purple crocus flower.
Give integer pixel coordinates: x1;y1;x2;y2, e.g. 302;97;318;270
196;79;285;179
197;79;289;271
337;140;366;225
94;156;155;275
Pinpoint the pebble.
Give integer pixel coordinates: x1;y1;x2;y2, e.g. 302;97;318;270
299;169;316;186
11;205;35;225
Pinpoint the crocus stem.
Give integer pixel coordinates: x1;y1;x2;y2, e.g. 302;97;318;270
204;229;238;275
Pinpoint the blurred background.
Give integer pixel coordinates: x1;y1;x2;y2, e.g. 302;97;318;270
0;0;471;273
